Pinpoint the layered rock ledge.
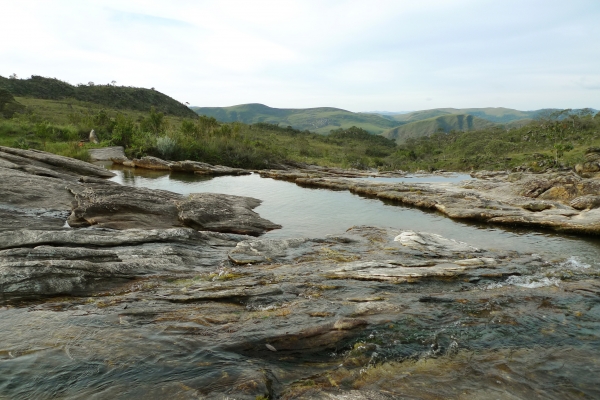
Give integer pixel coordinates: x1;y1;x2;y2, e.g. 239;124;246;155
261;170;600;235
0;146;280;235
2;147;599;398
112;155;251;176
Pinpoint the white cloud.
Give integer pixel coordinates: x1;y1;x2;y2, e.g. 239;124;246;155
1;0;599;111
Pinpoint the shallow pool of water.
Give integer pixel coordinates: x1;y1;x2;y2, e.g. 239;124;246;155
108;167;600;267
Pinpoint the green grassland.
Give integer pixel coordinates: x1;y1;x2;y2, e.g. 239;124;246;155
0;93;400;169
381;114;497;143
191;103;398;134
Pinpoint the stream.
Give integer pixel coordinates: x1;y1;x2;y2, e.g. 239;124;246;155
1;166;599;399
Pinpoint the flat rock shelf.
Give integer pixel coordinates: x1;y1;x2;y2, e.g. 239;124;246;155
1;148;599;399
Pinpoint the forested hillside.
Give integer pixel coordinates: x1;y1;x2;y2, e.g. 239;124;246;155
0;75;196;118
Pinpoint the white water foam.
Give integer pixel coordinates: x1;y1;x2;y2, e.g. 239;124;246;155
560;256;591;270
505;275;561;288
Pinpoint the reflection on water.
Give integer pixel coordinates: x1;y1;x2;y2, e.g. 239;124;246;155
109;167;600;265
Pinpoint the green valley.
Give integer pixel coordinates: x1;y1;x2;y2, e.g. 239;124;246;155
1;74;599;173
191;103;398;135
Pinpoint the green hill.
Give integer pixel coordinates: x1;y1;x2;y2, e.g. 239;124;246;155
191;103;398;135
374;107;544;125
381;114;497;143
0;75;196;118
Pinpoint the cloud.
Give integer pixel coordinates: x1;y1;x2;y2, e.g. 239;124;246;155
1;0;599;110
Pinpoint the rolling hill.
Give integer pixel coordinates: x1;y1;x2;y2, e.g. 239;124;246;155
191;103;399;135
371;107;545;125
381;114;497;143
0;75;196;118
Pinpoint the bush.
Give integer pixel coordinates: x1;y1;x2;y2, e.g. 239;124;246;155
156;136;178;160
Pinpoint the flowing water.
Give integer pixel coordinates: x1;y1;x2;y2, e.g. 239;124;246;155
1;166;599;399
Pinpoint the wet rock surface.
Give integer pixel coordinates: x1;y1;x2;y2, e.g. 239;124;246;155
116;155;252;176
1;151;599;399
1;224;598;399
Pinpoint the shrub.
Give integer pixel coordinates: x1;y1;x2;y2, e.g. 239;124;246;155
156;136;178;160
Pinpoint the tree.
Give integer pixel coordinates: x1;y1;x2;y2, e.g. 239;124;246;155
9;73;17;79
140;107;166;134
553;143;573;164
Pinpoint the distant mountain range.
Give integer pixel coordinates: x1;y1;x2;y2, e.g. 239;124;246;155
191;103;398;135
192;103;557;142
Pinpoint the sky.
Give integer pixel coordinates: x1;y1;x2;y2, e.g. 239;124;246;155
1;0;599;112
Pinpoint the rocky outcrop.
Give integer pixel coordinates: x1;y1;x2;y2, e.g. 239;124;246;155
0;227;240;298
176;193;281;235
66;180;280;234
0;146;280;235
261;171;600;235
0;146;115;178
259;165;407;180
4;222;589;399
2;149;598;398
575;147;600;178
132;156;173;170
124;156;251;175
88;146;126;162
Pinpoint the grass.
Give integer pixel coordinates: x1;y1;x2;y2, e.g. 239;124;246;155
0;96;400;168
2;78;598;173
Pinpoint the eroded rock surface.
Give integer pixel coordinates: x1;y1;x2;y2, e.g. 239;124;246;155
2;223;597;399
0;147;280;235
2;149;599;399
122;155;251;176
88;146;126;162
0;146;115;178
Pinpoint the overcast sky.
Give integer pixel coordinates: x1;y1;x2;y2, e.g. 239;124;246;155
2;0;599;112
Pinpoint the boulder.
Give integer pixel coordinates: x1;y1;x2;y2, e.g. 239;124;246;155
132;156;173;170
0;146;115;178
570;195;600;210
171;160;250;176
88;146;127;162
176;193;281;236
